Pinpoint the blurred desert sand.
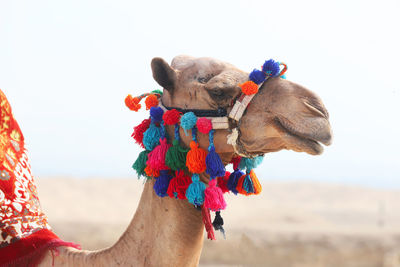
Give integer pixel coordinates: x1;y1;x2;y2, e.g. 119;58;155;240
36;178;400;267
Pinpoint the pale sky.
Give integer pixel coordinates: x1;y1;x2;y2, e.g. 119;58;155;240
1;0;399;188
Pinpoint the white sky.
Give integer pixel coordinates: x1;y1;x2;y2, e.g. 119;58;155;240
1;0;399;188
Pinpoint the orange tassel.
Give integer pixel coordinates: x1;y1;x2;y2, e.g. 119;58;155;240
144;165;160;178
125;95;141;111
186;141;207;173
250;170;262;195
145;94;159;110
236;174;252;195
240;81;259;95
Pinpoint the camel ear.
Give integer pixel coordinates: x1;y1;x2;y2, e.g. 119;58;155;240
151;57;176;92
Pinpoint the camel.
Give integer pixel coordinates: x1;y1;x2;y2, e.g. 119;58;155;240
1;55;332;267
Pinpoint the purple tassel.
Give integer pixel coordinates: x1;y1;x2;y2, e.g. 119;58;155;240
262;59;280;77
154;170;173;197
206;146;225;178
249;69;266;85
227;169;243;195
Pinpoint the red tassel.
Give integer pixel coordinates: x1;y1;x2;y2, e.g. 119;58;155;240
204;179;227;211
217;171;230;194
230;156;241;170
202;205;216;240
146;138;171;170
131;118;151;148
167;170;192;199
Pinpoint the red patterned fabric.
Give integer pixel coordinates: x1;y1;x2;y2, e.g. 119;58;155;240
0;90;80;266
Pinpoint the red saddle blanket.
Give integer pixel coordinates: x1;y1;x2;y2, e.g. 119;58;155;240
0;90;79;266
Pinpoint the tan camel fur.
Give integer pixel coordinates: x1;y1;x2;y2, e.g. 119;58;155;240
37;55;332;266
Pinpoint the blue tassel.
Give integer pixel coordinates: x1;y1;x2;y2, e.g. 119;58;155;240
262;59;280;77
243;173;255;194
206;130;225;178
227;169;243;195
143;123;161;151
186;174;206;206
249;69;267;85
239;156;264;172
153;170;173;197
180;112;197;136
150;107;164;123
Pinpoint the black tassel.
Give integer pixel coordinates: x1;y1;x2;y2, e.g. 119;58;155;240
212;211;226;239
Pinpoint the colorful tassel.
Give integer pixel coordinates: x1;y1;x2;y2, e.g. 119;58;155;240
204;179;226;211
239;156;264;172
153;170;173;197
145;94;159;110
150;106;164;123
131;118;151;148
217;171;230;194
163;109;181;125
249;69;267;85
180;112;197;135
125;94;141;111
165;139;188;171
212;211;226;238
132;150;150;178
142;123;161;151
236;170;262;195
197;117;212;134
206;130;225;178
202;205;216;240
227;169;243;195
146;138;171;170
167;170;191;199
186;174;206;206
240;81;259;95
262;59;281;77
144;165;160;178
186;141;207;173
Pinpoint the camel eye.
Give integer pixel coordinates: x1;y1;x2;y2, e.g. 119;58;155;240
197;74;214;84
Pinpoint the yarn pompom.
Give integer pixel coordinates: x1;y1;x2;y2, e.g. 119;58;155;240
262;59;280;77
167;170;192;199
131;118;151;148
153;170;173;197
239;156;264;172
206;146;225;178
144;165;160;178
163;109;181;125
150;106;164;123
204;179;227;212
227;169;244;194
165;139;189;171
230;156;241;170
240;81;259;95
236;173;254;195
132;150;150;178
180;112;197;135
197;118;212;134
249;69;267;85
125;94;141;111
186;174;206;206
145;94;159;110
146;138;172;170
249;170;262;195
186;141;207;173
217;171;230;194
142;123;161;151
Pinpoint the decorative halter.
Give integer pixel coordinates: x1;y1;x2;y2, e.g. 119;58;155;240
125;59;287;240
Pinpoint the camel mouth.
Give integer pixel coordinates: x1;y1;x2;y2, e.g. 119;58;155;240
275;120;325;155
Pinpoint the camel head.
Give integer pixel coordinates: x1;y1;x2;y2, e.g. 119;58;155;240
151;55;332;158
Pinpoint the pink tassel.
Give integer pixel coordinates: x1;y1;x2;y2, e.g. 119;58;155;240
204;179;227;211
146;138;172;170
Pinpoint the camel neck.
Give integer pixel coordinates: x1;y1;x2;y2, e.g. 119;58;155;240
43;179;205;266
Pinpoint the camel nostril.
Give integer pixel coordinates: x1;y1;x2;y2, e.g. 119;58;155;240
303;100;329;119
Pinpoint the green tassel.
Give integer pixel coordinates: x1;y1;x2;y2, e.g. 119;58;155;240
165;139;189;171
132;150;150;178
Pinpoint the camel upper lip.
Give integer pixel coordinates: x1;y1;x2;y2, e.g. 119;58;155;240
275;120;325;155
